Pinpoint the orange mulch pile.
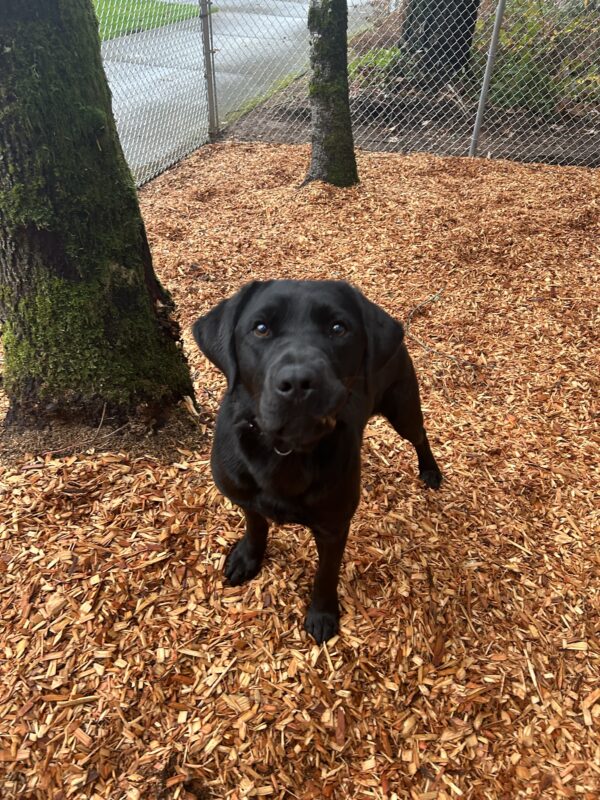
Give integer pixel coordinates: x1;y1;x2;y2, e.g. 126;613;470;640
1;143;599;800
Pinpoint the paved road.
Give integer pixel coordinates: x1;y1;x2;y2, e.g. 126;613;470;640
102;20;209;185
102;0;374;184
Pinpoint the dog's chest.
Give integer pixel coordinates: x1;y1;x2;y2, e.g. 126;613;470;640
252;457;320;525
259;455;314;498
253;490;313;526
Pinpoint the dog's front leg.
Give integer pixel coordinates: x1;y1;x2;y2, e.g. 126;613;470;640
224;509;269;586
304;525;349;644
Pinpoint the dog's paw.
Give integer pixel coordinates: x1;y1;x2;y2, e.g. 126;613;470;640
304;607;340;644
420;468;442;490
224;538;265;586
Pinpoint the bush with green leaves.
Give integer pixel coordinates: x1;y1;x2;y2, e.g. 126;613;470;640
349;0;599;121
349;46;406;87
478;0;599;117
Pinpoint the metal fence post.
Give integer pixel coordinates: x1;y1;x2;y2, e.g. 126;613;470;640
469;0;507;157
199;0;219;140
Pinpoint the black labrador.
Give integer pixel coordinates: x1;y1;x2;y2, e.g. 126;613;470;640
193;280;441;643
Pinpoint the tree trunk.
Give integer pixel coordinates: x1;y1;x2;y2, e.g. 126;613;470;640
0;0;194;425
304;0;359;187
402;0;481;79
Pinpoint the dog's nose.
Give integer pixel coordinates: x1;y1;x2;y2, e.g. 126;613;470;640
274;365;316;401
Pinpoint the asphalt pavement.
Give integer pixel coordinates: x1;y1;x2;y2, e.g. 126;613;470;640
101;0;373;184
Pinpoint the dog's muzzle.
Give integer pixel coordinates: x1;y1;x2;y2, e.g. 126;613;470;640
258;350;346;453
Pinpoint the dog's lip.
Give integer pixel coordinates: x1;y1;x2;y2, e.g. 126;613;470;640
273;430;321;452
259;411;338;435
318;415;337;430
270;416;338;454
259;414;338;456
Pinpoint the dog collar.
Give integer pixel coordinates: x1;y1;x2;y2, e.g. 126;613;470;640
246;418;293;456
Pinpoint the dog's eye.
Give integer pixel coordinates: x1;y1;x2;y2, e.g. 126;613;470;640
330;321;347;337
253;322;271;338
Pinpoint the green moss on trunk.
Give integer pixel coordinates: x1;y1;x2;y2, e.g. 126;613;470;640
0;0;193;423
304;0;359;187
3;275;192;415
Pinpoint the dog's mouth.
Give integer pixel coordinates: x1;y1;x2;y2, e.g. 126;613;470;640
267;414;338;455
318;415;338;430
256;374;348;455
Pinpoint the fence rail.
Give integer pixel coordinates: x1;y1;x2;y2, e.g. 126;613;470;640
94;0;600;186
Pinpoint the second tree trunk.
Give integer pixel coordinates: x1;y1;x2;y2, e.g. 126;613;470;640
304;0;359;187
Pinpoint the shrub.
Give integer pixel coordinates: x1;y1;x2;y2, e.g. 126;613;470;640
349;0;599;121
476;0;599;117
349;46;406;87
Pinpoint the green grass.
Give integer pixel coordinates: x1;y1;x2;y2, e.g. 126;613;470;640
93;0;200;41
223;73;304;125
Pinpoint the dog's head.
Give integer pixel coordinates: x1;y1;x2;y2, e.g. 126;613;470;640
193;280;403;453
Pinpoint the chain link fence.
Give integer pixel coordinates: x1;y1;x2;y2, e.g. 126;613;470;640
228;0;599;166
208;0;373;128
95;0;211;185
95;0;599;182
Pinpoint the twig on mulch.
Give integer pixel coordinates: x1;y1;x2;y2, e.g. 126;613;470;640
405;288;446;332
405;288;478;372
40;403;109;458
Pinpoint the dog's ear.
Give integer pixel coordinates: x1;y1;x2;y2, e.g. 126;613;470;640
192;281;263;391
354;287;404;379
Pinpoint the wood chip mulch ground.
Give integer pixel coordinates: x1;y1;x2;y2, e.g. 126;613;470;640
1;143;599;800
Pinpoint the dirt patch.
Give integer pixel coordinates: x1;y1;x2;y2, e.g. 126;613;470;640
0;404;209;465
226;73;600;167
1;143;599;799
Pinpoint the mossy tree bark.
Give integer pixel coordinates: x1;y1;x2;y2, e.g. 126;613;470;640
0;0;194;425
304;0;359;187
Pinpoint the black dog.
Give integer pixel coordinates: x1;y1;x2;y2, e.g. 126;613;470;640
193;280;441;643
